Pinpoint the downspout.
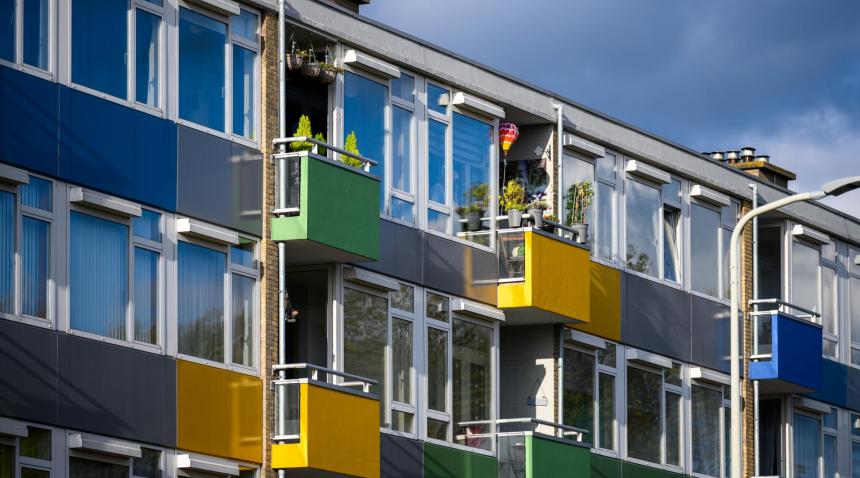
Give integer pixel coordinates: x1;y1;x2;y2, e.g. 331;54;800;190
554;103;563;218
750;183;759;477
276;1;287;478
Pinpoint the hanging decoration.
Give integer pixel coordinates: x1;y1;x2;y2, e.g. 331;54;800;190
499;122;520;159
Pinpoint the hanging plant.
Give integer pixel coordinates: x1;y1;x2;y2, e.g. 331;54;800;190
318;48;341;85
286;35;305;71
300;46;321;79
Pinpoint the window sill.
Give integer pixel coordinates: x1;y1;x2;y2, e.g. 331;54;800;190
0;60;55;83
176;119;259;150
176;353;260;377
624;457;685;475
380;428;417;441
423;437;496;457
425;227;494;254
0;312;53;330
66;328;163;355
688;289;730;305
590;256;621;270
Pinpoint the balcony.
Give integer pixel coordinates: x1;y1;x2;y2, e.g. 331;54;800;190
749;299;823;393
271;137;379;265
271;363;380;477
496;418;591;478
497;225;591;325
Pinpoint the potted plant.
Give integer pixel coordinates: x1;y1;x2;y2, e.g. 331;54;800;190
290;115;314;152
499;179;526;228
341;131;364;168
286;48;305;72
463;183;489;231
543;213;559;233
300;48;321;79
319;62;341;84
526;193;547;229
565;179;594;244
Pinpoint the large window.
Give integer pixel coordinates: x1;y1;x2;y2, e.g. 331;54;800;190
691;383;727;477
390;74;416;223
792;240;821;317
691;203;721;296
179;7;226;131
0;425;54;477
562;342;617;452
823;407;838;478
230;9;258;140
453;318;493;451
344;72;387;211
793;412;822;478
562;154;594;243
595;153;618;261
626;362;682;468
662;180;682;284
343;286;388;424
1;0;50;72
850;249;860;366
625;179;661;277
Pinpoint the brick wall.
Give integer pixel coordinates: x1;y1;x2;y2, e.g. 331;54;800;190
740;201;755;478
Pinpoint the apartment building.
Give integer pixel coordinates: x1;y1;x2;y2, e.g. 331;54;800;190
1;1;859;478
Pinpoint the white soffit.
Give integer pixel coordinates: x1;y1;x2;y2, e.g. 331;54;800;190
176;453;241;476
451;298;505;322
569;330;606;349
625;348;672;369
70;188;142;217
562;133;605;158
343;266;399;292
624;160;671;185
690;367;729;386
176;218;240;245
791;224;829;244
343;50;400;79
0;418;28;438
795;397;833;415
186;0;240;16
451;92;505;119
0;163;29;185
690;185;731;207
68;433;142;458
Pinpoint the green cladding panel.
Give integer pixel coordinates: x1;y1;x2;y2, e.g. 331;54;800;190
526;436;590;478
271;154;380;263
591;454;621;478
424;443;498;478
620;460;685;478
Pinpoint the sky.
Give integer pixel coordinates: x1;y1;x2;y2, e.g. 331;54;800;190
362;1;860;217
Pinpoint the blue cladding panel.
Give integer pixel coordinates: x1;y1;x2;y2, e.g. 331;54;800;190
805;359;847;408
750;312;822;392
0;66;59;175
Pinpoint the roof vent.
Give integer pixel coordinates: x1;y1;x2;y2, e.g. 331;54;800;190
740;147;756;162
710;151;725;162
710;146;796;188
726;150;740;163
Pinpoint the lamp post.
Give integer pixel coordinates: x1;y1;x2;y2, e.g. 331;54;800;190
729;176;860;478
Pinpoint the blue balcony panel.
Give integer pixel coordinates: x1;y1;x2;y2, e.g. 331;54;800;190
0;65;60;176
750;311;822;394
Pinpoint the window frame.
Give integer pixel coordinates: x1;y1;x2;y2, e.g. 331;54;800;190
662;178;683;286
0;422;59;478
789;407;824;478
788;232;823;321
0;0;56;80
66;431;168;478
593;151;620;264
688;379;729;478
388;71;418;226
848;248;860;367
228;7;260;144
622;175;666;283
688;197;725;300
560;341;619;455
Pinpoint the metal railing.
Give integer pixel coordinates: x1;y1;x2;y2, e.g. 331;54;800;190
457;417;590;443
495;418;591;478
749;299;822;360
497;219;587;281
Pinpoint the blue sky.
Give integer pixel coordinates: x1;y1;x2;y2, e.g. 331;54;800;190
362;1;860;216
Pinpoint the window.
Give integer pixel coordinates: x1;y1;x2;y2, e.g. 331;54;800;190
850;249;860;366
344;72;386;211
691;203;721;297
852;412;860;477
792;240;821;317
177;237;258;368
231;10;258;140
0;176;53;324
0;425;54;477
662;180;681;284
425;290;451;442
625;179;661;277
391;282;415;433
453;318;493;451
793;412;822;478
595;153;618;261
562;154;594;243
823;407;837;478
390;74;416;223
1;0;51;72
562;343;617;452
822;261;838;358
626;361;682;468
343;286;388;424
691;384;725;477
179;7;226;131
68;440;163;478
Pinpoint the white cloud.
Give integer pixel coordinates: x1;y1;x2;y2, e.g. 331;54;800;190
735;107;860;218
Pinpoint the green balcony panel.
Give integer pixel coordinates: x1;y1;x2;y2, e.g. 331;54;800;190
271;153;379;264
527;435;589;477
621;460;686;478
591;454;621;478
424;443;497;478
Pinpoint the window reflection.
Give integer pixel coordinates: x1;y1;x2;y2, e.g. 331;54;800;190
691;204;720;296
344;72;386;211
179;8;226;131
453;113;491;245
625;180;660;277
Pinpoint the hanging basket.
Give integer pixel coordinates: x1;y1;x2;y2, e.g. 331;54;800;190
319;67;337;84
286;53;304;71
301;62;321;79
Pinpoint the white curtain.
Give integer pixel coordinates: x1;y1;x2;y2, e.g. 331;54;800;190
178;241;225;362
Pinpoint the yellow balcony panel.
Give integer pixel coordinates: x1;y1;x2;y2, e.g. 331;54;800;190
571;261;622;341
272;381;380;477
498;229;591;325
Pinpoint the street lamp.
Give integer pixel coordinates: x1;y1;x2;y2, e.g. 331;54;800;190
729;176;860;478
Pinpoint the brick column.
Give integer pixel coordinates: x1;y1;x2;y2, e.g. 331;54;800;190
740;202;755;478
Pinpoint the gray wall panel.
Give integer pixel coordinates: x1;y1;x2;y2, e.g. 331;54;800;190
691;296;731;373
358;219;422;285
622;272;691;363
177;125;262;237
424;234;497;306
0;321;59;425
380;433;423;478
58;335;176;447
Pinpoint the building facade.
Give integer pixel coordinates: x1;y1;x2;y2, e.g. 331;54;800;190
1;1;859;478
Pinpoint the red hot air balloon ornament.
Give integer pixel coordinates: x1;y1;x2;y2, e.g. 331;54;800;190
499;122;519;159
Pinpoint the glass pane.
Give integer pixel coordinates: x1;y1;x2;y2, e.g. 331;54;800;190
391;283;414;313
427;84;448;114
133;210;161;241
426;292;449;322
453;319;493;451
20;469;48;478
72;0;127;98
427;327;447;412
230;241;255;268
343;288;387;422
231;274;254;367
662;179;681;204
598;372;615;450
0;191;14;314
392;106;412;193
0;444;12;478
179;7;226;131
824;434;836;478
597;153;616;181
823;339;837;358
597;343;616;368
853;443;860;478
427;418;448;441
453;113;492;244
793;413;821;478
392;318;412;404
722;201;739;227
20;427;51;460
722;226;731;299
392;410;413;434
428;209;448;234
132;447;161;478
231;9;257;42
792;241;821;315
428;119;447;205
562;348;594;438
626;366;661;463
238;470;255;478
0;0;12;62
135;9;160;107
665;363;682;387
391;197;414;223
691;385;721;476
232;45;255;139
21;217;49;318
21;176;51;211
70;212;129;340
392;73;414;102
823;407;837;429
758;227;783;302
663;207;680;283
344;72;386;210
134;247;158;344
665;392;681;466
22;0;49;69
625;180;660;277
177;241;226;362
852;277;860;352
823;266;837;337
852;413;860;436
562;155;594;238
596;182;615;260
70;457;128;478
691;203;720;296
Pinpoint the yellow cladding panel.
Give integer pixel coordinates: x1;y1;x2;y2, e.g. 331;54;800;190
177;360;263;464
272;382;380;477
528;231;591;322
572;261;621;341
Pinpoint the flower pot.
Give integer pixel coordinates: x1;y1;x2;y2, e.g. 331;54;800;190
319;68;337;84
466;211;482;231
572;223;588;244
286;53;304;71
528;208;543;229
507;209;523;228
301;62;321;79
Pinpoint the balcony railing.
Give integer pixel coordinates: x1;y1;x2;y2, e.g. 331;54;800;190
750;299;821;360
498;219;584;281
495;418;591;478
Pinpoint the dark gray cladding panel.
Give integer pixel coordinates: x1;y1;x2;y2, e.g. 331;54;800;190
621;272;692;363
847;366;860;412
177;125;262;237
58;334;176;447
424;233;497;306
380;433;423;478
0;321;59;424
691;295;731;373
358;219;423;285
